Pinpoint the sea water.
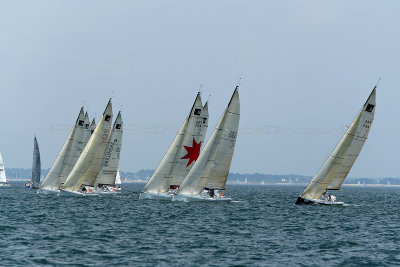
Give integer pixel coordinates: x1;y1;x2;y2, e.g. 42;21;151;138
1;183;400;266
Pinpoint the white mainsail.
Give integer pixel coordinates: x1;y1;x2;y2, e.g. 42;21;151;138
177;87;240;197
0;152;7;183
296;88;376;203
62;100;113;192
40;107;87;190
93;111;123;187
142;92;209;194
31;136;41;188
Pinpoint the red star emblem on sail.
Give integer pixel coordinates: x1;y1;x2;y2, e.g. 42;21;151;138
181;138;202;167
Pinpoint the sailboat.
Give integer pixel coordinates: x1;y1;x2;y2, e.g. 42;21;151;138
139;92;209;200
60;99;113;196
295;86;376;205
115;170;122;190
0;153;10;187
25;136;41;189
173;86;240;202
39;107;91;193
92;111;123;194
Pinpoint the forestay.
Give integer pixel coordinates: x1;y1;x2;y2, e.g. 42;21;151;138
143;92;209;194
177;87;240;196
299;88;376;201
63;100;113;191
93;111;123;187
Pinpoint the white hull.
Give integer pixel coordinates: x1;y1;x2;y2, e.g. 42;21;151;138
37;188;60;194
139;192;173;200
301;197;344;206
0;183;10;187
172;194;232;202
58;189;99;197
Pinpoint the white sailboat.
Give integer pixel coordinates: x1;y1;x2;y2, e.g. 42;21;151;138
25;136;41;189
296;87;376;205
173;86;240;202
0;153;10;187
93;111;123;194
115;170;122;189
60;100;113;196
39;107;90;193
139;92;209;200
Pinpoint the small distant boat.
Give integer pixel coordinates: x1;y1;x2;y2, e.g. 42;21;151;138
363;180;367;188
115;170;122;190
0;153;10;187
25;136;41;189
244;177;248;184
173;86;240;202
139;92;209;200
261;180;265;185
296;85;376;205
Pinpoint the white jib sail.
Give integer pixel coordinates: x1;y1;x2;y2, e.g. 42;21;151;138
63;100;113;191
93;111;123;187
40;107;87;190
142;92;209;194
177;87;240;196
300;88;376;201
0;152;7;183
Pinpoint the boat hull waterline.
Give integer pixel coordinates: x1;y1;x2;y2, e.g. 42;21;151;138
295;197;344;206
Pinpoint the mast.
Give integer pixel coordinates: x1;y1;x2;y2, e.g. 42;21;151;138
177;86;240;196
296;87;376;203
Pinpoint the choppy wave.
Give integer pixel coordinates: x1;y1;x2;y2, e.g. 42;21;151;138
1;183;400;266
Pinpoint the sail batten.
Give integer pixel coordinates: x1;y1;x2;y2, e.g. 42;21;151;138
298;88;376;201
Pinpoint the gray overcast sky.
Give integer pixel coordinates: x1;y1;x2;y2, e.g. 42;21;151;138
0;1;398;177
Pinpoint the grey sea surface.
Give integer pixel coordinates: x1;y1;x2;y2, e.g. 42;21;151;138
0;183;399;266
